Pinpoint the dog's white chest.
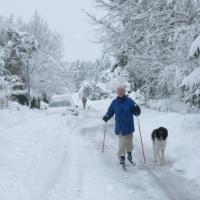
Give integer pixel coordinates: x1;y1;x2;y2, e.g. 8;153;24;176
154;139;167;150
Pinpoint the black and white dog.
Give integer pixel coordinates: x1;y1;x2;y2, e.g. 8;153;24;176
151;127;168;164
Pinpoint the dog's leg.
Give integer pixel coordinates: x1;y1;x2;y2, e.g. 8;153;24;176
161;141;167;164
155;145;160;163
160;149;165;165
152;141;157;162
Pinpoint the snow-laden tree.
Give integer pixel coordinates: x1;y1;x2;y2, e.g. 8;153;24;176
180;67;200;111
28;53;68;97
0;13;68;101
88;0;200;103
67;58;110;92
17;11;67;97
78;80;108;101
67;60;93;91
0;64;24;108
0;16;37;77
180;29;200;110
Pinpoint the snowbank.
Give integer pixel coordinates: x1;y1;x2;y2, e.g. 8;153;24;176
0;102;75;200
146;96;187;113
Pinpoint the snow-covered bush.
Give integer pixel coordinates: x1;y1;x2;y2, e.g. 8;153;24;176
79;81;108;101
30;97;40;109
146;99;173;112
189;35;200;59
98;66;131;96
157;65;186;97
128;90;145;105
0;73;29;107
180;67;200;111
88;83;108;101
0;76;9;108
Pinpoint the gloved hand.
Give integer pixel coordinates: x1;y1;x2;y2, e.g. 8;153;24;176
103;115;109;122
135;105;141;116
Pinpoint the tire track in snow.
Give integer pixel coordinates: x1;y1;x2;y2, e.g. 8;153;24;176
48;120;85;200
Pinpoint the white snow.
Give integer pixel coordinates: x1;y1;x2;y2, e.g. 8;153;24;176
167;0;174;5
0;99;200;199
189;35;200;58
181;67;200;90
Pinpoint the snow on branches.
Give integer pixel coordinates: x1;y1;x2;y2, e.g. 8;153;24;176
189;35;200;59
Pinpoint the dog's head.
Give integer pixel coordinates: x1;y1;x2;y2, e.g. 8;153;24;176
156;127;168;140
152;127;168;141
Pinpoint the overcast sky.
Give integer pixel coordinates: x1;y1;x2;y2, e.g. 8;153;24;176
0;0;102;61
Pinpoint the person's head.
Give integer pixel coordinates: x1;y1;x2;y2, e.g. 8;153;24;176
116;85;126;98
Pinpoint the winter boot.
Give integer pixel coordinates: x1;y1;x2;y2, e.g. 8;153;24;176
127;152;132;162
120;155;125;165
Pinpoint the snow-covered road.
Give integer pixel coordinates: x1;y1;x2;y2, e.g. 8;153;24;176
0;101;200;200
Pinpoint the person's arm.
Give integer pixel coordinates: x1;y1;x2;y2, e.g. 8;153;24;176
103;101;115;122
131;99;141;116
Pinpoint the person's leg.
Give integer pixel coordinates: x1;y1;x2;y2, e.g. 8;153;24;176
84;101;87;109
118;134;126;164
126;133;133;161
82;101;86;109
83;101;85;109
118;135;126;157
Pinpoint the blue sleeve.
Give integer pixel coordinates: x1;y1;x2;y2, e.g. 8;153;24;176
105;100;115;120
130;99;141;116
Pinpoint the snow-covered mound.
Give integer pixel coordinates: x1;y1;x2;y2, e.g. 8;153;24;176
181;67;200;91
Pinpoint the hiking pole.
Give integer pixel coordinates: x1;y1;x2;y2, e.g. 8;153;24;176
136;116;146;163
102;122;107;153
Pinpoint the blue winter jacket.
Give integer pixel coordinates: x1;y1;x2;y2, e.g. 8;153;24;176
105;95;141;135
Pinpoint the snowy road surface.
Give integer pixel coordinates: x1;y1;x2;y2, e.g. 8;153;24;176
0;101;199;200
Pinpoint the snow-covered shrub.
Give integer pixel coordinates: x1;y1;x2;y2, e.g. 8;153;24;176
189;35;200;59
79;81;108;101
40;101;48;110
12;94;28;105
157;65;185;97
0;76;9;108
99;67;131;95
146;98;173;112
8;75;27;105
180;67;200;111
88;83;108;101
128;90;145;105
30;97;40;109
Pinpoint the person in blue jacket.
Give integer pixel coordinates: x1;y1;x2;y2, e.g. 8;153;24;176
103;85;141;166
